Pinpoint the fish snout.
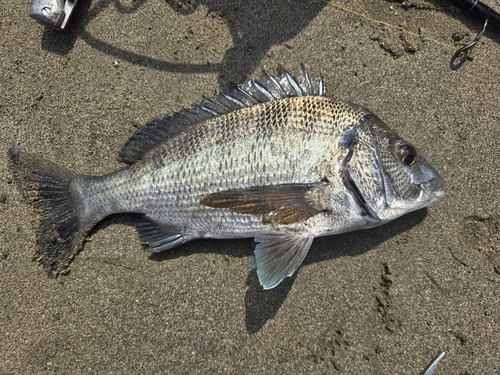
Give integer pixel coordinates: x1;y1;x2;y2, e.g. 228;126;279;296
421;176;445;196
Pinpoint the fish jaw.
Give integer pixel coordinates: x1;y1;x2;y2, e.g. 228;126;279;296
376;184;445;223
421;175;445;197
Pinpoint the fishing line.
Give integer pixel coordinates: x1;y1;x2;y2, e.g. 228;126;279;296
323;0;500;73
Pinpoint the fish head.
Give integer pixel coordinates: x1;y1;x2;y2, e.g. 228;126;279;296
342;114;445;223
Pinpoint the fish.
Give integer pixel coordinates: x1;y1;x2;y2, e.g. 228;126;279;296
8;66;445;289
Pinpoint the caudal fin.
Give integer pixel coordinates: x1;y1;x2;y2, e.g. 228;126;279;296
8;148;95;276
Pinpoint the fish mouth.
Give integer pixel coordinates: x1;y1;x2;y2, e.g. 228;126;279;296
420;176;445;195
423;189;445;205
419;176;445;204
342;169;381;223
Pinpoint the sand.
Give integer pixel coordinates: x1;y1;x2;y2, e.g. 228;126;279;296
1;0;499;373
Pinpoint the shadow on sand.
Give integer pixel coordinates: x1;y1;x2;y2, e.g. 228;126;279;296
145;208;428;333
39;0;327;87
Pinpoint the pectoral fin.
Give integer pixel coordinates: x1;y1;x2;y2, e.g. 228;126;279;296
200;182;328;224
253;233;314;289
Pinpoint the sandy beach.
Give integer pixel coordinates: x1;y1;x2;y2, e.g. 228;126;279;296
1;0;499;373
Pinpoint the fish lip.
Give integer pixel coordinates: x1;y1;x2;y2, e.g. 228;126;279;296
420;176;445;196
424;189;445;204
418;176;445;205
342;169;382;222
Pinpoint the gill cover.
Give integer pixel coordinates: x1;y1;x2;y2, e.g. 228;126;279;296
342;115;386;221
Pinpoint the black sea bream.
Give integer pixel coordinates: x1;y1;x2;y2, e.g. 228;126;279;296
9;67;444;289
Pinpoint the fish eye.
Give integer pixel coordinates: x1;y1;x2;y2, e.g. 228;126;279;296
397;144;417;166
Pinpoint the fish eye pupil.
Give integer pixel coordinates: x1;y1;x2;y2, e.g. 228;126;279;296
403;153;415;166
397;144;417;166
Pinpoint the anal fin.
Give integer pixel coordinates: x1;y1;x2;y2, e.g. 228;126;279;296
253;233;314;289
132;214;191;251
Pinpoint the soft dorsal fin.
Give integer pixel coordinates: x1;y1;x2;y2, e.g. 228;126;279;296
118;65;325;164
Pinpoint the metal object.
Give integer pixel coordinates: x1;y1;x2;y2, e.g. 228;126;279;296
422;352;445;375
453;19;488;58
29;0;79;30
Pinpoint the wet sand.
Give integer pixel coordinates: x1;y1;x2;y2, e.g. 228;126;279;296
1;0;499;373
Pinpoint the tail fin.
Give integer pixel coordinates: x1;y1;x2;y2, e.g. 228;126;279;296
8;148;96;276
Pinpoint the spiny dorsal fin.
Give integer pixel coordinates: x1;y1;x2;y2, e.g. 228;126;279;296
118;65;325;164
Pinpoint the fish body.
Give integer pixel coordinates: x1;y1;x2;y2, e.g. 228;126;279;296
9;67;444;289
